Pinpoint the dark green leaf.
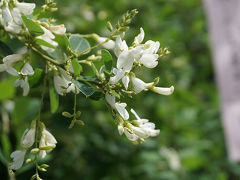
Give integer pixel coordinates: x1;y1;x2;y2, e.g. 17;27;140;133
101;49;112;72
72;79;95;97
69;35;90;55
72;59;82;76
49;87;59;114
89;91;105;101
0;41;13;56
28;68;44;88
78;76;101;82
21;15;44;36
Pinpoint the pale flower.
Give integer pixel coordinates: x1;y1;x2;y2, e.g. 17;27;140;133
39;128;57;159
36;26;58;52
49;24;66;34
15;2;36;15
115;102;129;120
96;36;115;49
20;62;34;76
105;92;115;108
151;86;174;95
21;125;36;149
10;150;26;170
114;35;128;57
14;77;30;96
131;77;154;94
134;27;145;45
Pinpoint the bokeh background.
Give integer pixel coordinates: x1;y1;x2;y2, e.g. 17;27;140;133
1;0;240;179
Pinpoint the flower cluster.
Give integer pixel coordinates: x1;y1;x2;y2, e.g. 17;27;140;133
104;28;174;142
10;121;57;170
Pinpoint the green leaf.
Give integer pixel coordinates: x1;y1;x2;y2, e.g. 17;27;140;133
89;91;105;101
101;49;112;72
54;34;70;51
0;40;13;56
49;87;59;114
28;68;44;88
78;76;101;82
69;35;90;55
21;15;44;36
35;39;57;49
72;59;82;76
72;79;95;97
0;78;15;100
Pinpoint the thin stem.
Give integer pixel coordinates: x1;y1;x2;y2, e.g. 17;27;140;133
69;88;77;129
34;64;48;175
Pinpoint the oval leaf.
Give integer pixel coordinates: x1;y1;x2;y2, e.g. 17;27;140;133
69;35;90;55
72;59;82;76
72;79;95;97
101;49;112;72
21;15;44;36
49;87;59;114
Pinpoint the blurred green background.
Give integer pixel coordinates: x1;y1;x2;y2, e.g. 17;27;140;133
1;0;240;179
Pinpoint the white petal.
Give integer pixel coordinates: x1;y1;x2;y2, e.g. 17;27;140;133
105;92;115;107
115;102;129;120
21;128;35;149
20;63;34;76
4;22;22;34
117;50;134;72
3;54;22;66
131;126;148;138
53;75;68;96
152;86;174;95
44;129;57;145
114;36;128;57
122;75;129;90
130;108;141;120
11;8;23;25
131;77;151;93
124;129;138;141
0;64;7;72
134;27;145;44
139;54;159;68
2;4;13;26
16;2;36;15
97;37;115;49
109;68;124;84
10;150;26;170
22;77;30;96
49;24;66;34
6;67;18;76
144;40;160;54
39;136;47;159
118;125;124;135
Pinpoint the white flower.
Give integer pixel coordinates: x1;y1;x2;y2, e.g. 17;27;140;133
134;27;145;45
151;85;174;95
137;40;160;68
14;77;30;96
115;102;129;120
9;150;26;170
105;92;115;108
123;128;138;141
15;2;35;15
20;62;34;76
131;77;154;94
49;24;66;34
117;50;135;72
160;147;181;171
96;36;115;49
109;68;124;84
118;124;124;135
114;36;128;57
122;75;130;90
1;53;22;75
53;68;79;96
39;128;57;159
36;26;58;52
21;126;35;149
1;3;13;27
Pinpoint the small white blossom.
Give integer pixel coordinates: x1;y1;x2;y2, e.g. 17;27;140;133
36;26;58;52
96;36;115;49
114;35;128;57
49;24;66;34
151;85;174;95
39;128;57;159
21;126;35;149
131;77;154;94
15;2;35;15
20;62;34;76
134;27;145;45
14;77;30;96
10;150;26;170
105;92;115;108
115;102;129;120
